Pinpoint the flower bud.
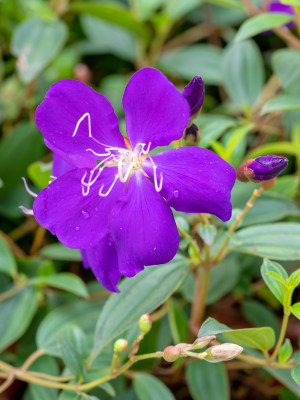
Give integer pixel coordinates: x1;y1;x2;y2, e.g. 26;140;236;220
114;339;128;353
163;346;181;362
237;155;288;183
74;63;92;84
192;335;216;350
184;123;200;144
138;314;152;334
182;76;205;119
204;343;243;363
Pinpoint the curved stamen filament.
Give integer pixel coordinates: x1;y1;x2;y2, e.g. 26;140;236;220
99;175;119;197
152;165;163;192
73;113;91;138
22;177;37;198
19;206;34;215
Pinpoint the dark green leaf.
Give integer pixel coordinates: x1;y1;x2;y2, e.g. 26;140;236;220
133;373;175;400
199;317;275;351
29;273;88;298
186;362;230;400
0;287;38;351
92;255;190;359
0;235;17;277
29;356;59;400
242;300;279;336
11;18;67;83
234;13;293;42
291;365;300;385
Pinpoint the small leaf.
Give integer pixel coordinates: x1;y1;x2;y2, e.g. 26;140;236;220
288;269;300;289
198;317;275;352
133;373;175;400
27;162;52;189
291;365;300;385
262;96;300;114
11;18;67;83
261;259;288;304
57;325;88;378
92;255;190;359
279;339;293;364
186;362;230;400
234;13;293;42
0;235;17;277
291;303;300;319
197;225;217;246
29;273;89;298
266;271;288;286
40;243;81;261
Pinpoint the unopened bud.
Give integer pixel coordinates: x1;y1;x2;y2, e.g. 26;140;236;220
163;346;181;362
204;343;243;363
139;314;152;334
184;123;200;143
182;76;205;119
192;335;216;350
237;155;288;183
74;63;92;84
114;339;128;353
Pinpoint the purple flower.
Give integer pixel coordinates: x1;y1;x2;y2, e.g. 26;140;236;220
182;76;205;118
268;1;295;29
30;68;235;292
238;155;288;182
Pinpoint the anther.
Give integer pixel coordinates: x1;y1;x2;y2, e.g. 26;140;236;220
22;177;37;198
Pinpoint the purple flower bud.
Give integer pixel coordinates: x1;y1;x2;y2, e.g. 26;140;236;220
184;123;200;143
245;155;288;181
182;76;205;118
268;1;295;29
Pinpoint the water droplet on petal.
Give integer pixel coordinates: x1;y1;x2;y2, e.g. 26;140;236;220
81;210;90;219
173;190;179;198
75;226;80;231
154;247;157;251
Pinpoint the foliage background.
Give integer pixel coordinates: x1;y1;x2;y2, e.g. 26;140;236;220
0;0;300;399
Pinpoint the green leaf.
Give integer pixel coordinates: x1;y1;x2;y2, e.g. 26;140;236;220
222;40;264;105
79;15;137;61
197;225;217;246
92;255;190;359
234;13;293;42
59;392;99;400
232;223;300;260
261;259;288;304
242;300;279;336
186;362;230;400
27;162;52;189
163;0;203;21
57;325;88;378
287;269;300;288
199;317;275;351
0;234;17;277
223;123;254;161
291;303;300;319
246;142;298;160
279;339;293;364
71;2;151;42
199;119;236;149
133;373;175;400
158;44;223;85
29;273;89;298
11;18;67;83
291;365;300;385
204;0;246;10
272;49;300;88
266;271;288;286
40;243;81;261
266;367;300;395
29;356;59;400
262;96;300;114
0;287;38;351
37;299;106;357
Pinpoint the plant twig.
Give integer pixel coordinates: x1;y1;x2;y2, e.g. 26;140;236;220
269;312;290;363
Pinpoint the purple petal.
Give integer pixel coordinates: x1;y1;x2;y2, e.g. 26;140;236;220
109;171;179;277
52;152;75;177
143;147;236;222
81;234;121;292
268;2;295;29
33;167;124;248
123;68;189;150
36;79;126;160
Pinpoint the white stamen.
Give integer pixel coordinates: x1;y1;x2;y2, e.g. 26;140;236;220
86;148;111;157
99;175;119;197
72;112;91;137
19;206;34;215
141;142;151;155
22;177;37;198
153;165;163;192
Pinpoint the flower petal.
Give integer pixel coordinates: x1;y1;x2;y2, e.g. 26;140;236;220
123;68;189;150
109;171;179;277
33;167;124;248
81;234;121;293
36;79;126;159
143;147;236;221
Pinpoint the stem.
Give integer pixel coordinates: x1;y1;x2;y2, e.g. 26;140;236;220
189;267;211;336
269;312;290;363
21;349;45;371
214;186;264;263
0;284;26;302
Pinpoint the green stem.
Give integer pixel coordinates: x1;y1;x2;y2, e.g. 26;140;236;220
269;312;290;363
